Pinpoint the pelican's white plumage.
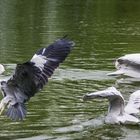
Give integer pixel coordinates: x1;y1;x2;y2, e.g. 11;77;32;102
125;90;140;115
83;87;140;125
107;54;140;78
0;64;5;75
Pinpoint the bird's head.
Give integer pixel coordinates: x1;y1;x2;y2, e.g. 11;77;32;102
83;87;122;101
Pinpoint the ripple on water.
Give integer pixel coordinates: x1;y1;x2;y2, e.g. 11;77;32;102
0;64;140;140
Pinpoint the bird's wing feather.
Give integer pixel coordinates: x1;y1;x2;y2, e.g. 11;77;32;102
1;37;74;120
9;38;74;98
125;90;140;115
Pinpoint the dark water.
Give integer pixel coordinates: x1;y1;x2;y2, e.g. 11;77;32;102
0;0;140;139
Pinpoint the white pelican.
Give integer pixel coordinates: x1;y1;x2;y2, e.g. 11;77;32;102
107;54;140;78
83;87;140;125
0;37;75;121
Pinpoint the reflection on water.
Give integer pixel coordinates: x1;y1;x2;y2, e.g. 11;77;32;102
0;0;140;139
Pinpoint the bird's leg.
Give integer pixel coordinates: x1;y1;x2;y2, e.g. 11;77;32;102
0;99;6;115
0;105;5;115
0;97;11;115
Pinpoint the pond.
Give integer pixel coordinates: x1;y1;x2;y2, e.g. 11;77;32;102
0;0;140;139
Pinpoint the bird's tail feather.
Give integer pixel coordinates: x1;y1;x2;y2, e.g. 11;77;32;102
6;103;27;121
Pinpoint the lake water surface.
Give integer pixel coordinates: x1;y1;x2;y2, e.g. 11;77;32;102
0;0;140;140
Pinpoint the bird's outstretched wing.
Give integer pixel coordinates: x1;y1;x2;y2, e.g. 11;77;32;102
0;37;75;120
125;90;140;115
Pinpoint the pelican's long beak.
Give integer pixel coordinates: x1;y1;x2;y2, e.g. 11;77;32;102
83;87;118;101
107;70;124;76
83;91;102;101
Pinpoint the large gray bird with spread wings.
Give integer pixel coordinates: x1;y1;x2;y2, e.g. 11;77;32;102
0;37;75;121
